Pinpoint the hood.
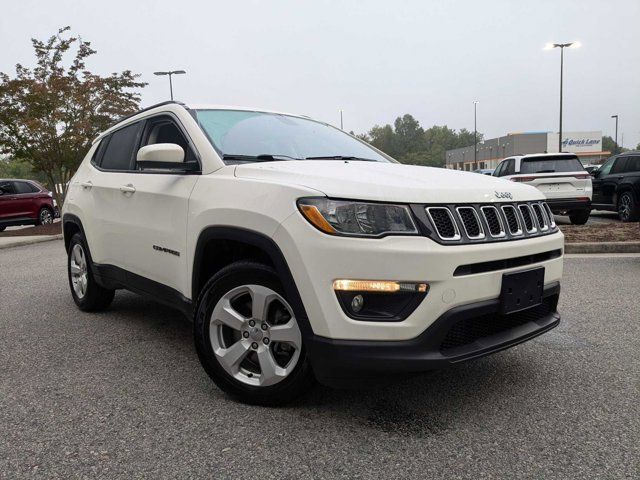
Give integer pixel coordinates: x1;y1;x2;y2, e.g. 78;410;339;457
234;161;544;203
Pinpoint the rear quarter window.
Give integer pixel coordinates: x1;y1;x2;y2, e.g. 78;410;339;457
520;156;584;174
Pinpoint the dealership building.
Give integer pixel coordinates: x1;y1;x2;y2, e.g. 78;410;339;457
445;131;609;171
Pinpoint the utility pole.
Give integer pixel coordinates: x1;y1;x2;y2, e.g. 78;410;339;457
474;101;479;169
611;115;619;154
545;42;580;152
339;109;343;130
154;70;186;101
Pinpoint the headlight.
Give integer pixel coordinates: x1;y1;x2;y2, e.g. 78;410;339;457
297;197;418;237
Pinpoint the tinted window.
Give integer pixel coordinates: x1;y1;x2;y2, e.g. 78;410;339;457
622;156;640;173
100;122;142;171
493;161;504;176
520;155;584;174
611;157;628;174
91;138;109;166
14;181;38;194
195;109;389;163
0;180;16;194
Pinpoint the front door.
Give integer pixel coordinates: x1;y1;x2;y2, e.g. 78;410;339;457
592;156;616;206
118;114;200;298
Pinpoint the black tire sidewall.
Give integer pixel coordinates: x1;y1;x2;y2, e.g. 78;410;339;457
67;233;113;310
618;192;635;222
194;261;314;404
37;207;53;226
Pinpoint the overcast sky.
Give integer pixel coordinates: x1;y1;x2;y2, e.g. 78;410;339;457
2;0;639;148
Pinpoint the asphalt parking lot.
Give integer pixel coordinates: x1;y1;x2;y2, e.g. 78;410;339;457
1;241;638;479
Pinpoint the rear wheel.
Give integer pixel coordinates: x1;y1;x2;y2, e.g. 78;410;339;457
569;209;590;225
194;261;315;405
618;192;640;222
67;233;115;311
36;207;54;226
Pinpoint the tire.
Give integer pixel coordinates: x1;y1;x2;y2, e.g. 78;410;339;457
67;233;115;311
0;226;5;232
36;207;54;226
617;191;640;222
194;261;315;405
569;209;590;225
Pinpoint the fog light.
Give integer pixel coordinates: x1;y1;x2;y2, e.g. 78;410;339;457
351;294;364;313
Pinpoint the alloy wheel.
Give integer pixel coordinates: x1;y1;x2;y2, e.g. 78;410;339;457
40;209;53;225
209;285;302;387
70;244;88;298
619;194;632;221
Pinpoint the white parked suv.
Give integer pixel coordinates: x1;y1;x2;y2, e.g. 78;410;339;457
62;102;564;404
493;153;592;224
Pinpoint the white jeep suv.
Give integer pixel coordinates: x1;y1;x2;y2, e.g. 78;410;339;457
493;153;592;224
63;102;564;404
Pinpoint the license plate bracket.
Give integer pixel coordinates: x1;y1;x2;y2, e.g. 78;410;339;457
500;268;544;314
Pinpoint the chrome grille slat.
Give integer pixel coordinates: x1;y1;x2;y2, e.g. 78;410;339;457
518;204;536;233
456;207;484;239
426;207;460;240
501;205;523;236
543;202;556;227
532;203;549;231
480;206;506;238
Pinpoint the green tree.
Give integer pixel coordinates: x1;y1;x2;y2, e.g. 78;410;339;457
364;114;483;168
0;27;146;207
0;156;48;184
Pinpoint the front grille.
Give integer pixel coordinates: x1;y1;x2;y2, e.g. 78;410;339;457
453;249;562;276
519;205;535;232
426;207;459;240
420;201;558;244
532;203;548;230
501;205;522;235
543;203;556;227
440;299;554;352
481;206;505;237
456;207;483;239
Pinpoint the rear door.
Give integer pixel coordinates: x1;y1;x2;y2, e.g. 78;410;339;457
511;155;590;200
0;180;18;219
13;181;40;218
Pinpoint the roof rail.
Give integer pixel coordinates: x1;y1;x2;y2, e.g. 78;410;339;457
111;100;187;128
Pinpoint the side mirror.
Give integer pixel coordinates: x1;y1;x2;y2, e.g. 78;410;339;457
137;143;185;169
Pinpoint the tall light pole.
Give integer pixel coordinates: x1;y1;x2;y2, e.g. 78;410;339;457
154;70;186;101
474;101;479;169
339;109;344;130
611;115;619;154
544;42;580;152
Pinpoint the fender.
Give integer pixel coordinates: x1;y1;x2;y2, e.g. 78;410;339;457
192;226;314;338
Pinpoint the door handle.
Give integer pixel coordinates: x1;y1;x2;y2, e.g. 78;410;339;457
119;184;136;194
617;176;624;179
80;181;93;189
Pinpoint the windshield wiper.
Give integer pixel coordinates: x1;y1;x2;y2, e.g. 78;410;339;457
305;155;378;162
535;169;556;173
222;154;299;162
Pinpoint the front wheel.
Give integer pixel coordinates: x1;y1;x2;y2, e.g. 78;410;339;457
67;233;115;311
618;192;640;222
569;209;590;225
194;261;315;405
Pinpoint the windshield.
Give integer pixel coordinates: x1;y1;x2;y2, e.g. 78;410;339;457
520;155;584;174
194;109;390;163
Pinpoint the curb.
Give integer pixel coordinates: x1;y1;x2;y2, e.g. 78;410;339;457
0;234;63;250
565;241;640;254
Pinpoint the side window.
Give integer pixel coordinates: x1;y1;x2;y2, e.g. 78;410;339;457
597;157;615;176
0;180;16;194
91;137;110;167
494;161;504;176
624;156;640;173
14;181;37;194
503;159;515;176
611;157;628;174
100;122;142;171
138;116;198;168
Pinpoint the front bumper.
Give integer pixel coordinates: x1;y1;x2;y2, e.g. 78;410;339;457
274;213;564;341
546;198;591;211
307;283;560;386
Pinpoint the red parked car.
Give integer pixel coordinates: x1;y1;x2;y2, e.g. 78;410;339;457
0;179;56;231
